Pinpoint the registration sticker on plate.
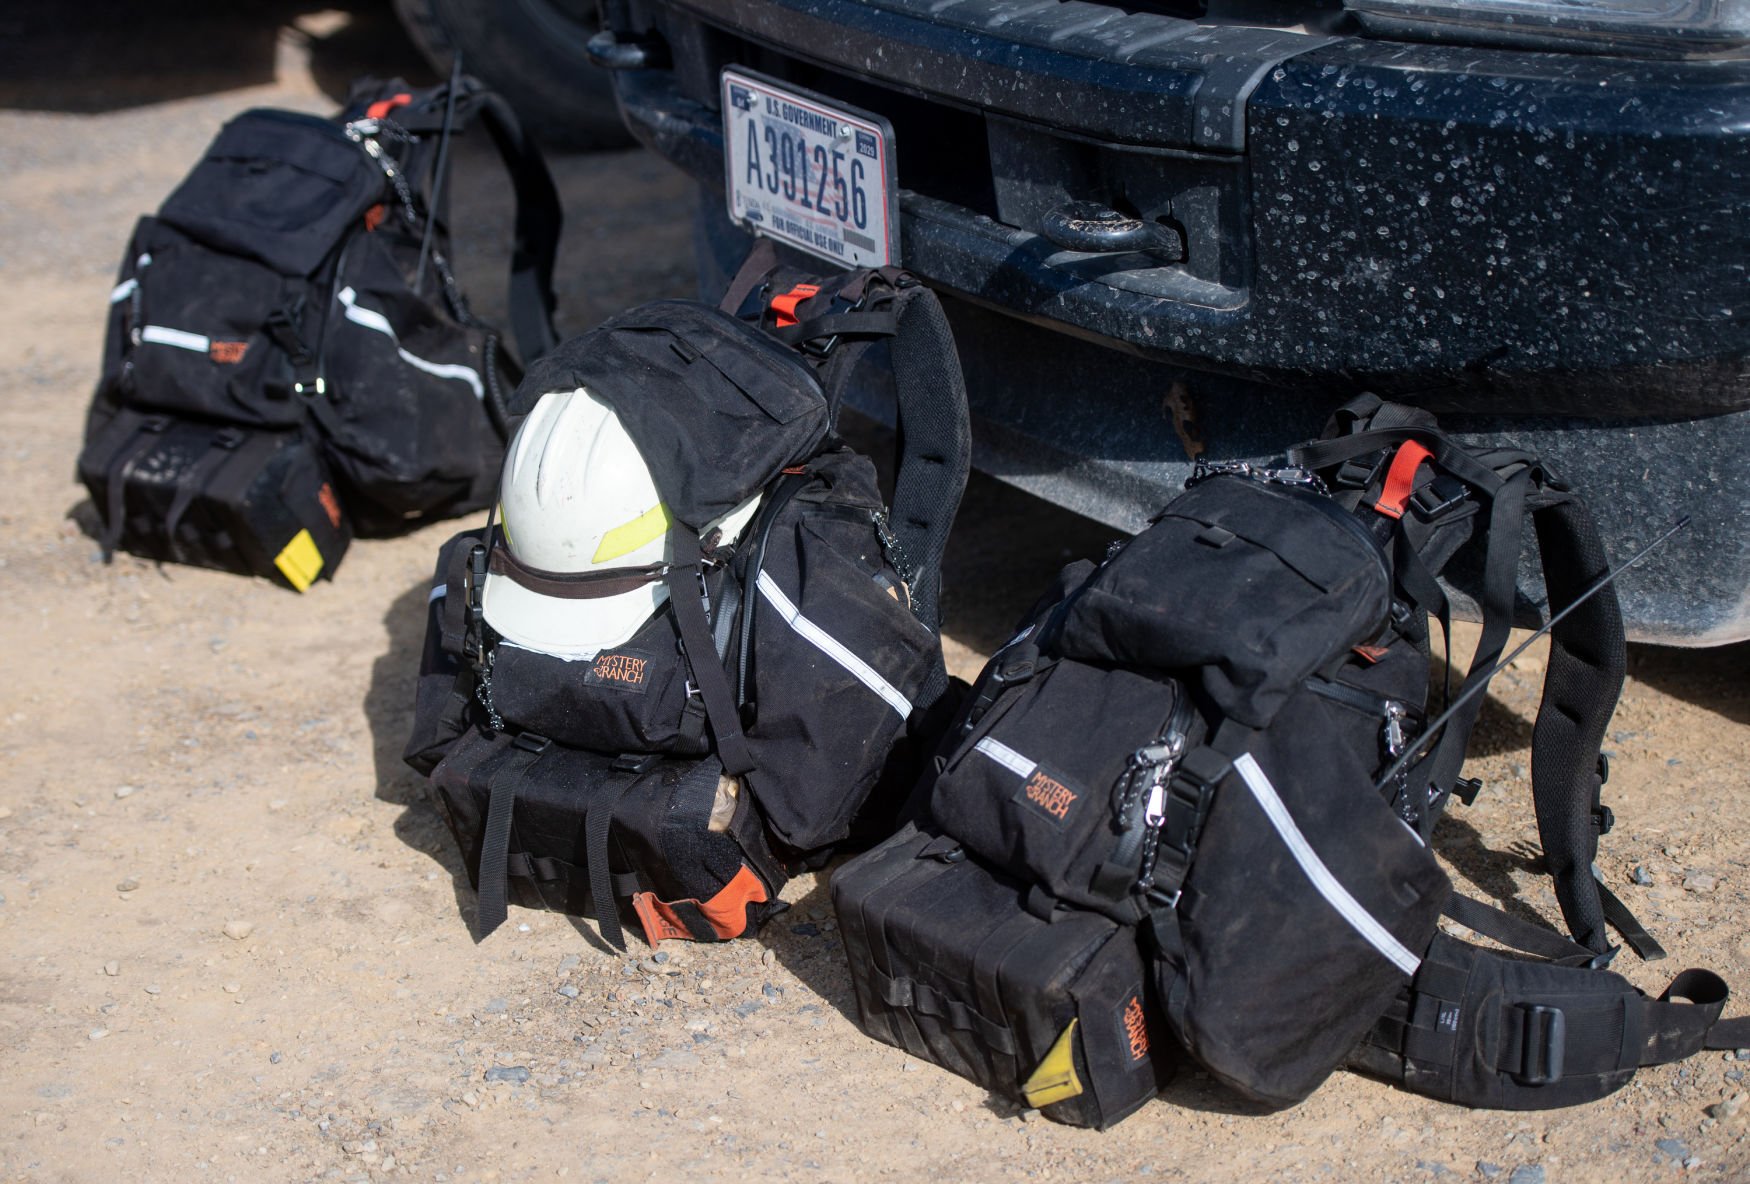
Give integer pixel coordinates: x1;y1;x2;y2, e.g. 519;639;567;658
722;70;898;269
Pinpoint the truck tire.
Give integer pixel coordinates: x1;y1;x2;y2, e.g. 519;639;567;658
392;0;632;151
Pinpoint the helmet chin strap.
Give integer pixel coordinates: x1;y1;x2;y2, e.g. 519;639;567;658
487;545;670;600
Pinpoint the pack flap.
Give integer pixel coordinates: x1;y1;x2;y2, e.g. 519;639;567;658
157;109;382;276
1056;478;1392;728
511;301;828;529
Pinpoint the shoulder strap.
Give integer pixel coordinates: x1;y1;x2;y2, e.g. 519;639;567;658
720;254;972;717
1526;484;1626;953
384;81;563;368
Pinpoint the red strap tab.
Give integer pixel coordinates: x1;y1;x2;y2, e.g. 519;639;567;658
365;93;413;120
631;864;769;946
771;283;820;329
1374;440;1434;520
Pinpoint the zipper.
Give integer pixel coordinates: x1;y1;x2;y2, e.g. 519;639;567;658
1109;685;1196;895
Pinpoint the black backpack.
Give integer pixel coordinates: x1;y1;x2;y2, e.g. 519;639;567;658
835;396;1746;1123
80;75;561;585
405;268;972;949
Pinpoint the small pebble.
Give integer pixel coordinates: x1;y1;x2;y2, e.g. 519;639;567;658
761;948;777;967
483;1066;530;1084
638;958;663;973
1655;1137;1691;1162
1632;866;1654;886
143;985;160;996
1019;1108;1041;1123
88;1029;109;1041
482;998;509;1014
556;985;580;1000
1684;873;1718;894
790;923;820;938
901;1061;919;1073
269;1051;282;1064
116;879;139;894
651;951;669;964
1476;1163;1502;1180
516;923;531;933
114;785;137;800
267;799;287;812
222;920;254;941
558;954;581;973
222;982;241;994
1507;1167;1543;1184
103;961;119;977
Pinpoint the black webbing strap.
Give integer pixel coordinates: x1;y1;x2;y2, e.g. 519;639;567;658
162;428;246;563
665;527;756;776
474;732;550;939
875;969;1017;1054
1527;494;1626;954
99;417;170;559
1443;893;1600;966
469;91;561;366
1595;873;1666;961
584;771;643;951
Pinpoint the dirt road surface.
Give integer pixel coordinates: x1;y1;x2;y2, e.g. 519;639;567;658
2;5;1748;1181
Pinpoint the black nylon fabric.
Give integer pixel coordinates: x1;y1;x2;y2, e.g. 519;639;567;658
425;724;785;941
832;824;1173;1130
157;109;382;276
1155;704;1451;1107
1349;932;1742;1109
1056;477;1391;728
75;406;350;590
1530;497;1626;953
510;301;828;530
929;661;1199;924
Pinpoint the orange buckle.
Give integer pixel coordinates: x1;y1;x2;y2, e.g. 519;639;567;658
365;93;414;120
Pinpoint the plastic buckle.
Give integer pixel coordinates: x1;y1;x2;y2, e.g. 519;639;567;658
1514;1004;1567;1085
1453;776;1484;807
612;752;660;773
1411;475;1470;519
513;732;552;755
1333;452;1387;491
214;427;245;450
1592;803;1615;836
797;290;868;358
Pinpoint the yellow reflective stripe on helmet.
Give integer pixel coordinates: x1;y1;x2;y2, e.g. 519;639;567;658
592;502;671;564
1021;1020;1084;1109
273;529;325;592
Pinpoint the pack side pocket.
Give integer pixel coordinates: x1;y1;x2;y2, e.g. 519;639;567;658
120;220;308;428
487;609;706;757
404;531;487;775
742;507;939;851
930;663;1188;920
317;235;500;532
1171;690;1450;1106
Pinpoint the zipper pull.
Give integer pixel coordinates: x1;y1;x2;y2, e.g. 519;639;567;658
1383;701;1408;756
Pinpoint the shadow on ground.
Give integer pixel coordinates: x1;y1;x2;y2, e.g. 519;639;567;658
0;0;432;114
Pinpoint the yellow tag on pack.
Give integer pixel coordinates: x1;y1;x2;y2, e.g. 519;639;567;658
1021;1019;1084;1108
273;529;325;592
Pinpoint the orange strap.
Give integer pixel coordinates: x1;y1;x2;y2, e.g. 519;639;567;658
1374;440;1434;520
771;283;820;329
631;864;769;946
366;93;413;120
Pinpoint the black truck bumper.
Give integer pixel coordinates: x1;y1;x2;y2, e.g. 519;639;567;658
605;0;1750;645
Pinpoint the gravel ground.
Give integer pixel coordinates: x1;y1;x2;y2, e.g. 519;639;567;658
2;5;1748;1182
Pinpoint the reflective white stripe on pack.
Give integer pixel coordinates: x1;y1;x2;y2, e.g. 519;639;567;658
110;278;138;304
755;570;911;718
974;736;1036;779
1233;752;1421;976
337;286;484;400
140;325;210;353
429;584;447;604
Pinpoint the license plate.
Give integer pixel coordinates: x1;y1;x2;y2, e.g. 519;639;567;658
722;70;898;269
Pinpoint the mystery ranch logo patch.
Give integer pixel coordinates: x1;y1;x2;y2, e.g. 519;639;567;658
586;650;653;694
1016;765;1079;824
1119;993;1150;1062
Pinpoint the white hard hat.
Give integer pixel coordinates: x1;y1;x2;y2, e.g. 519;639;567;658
482;388;761;661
